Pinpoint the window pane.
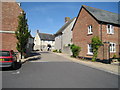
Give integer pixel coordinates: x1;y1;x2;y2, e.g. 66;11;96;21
0;51;10;56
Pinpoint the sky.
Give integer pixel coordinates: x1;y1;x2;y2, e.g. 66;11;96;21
20;2;119;37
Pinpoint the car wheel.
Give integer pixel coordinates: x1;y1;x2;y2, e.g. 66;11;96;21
18;60;22;67
11;62;16;69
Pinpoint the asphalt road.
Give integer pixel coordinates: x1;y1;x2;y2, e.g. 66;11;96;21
2;52;118;88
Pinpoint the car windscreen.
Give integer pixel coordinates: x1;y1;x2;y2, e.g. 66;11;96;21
0;51;10;56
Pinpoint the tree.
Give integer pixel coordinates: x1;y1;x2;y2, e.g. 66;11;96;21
70;44;81;58
91;36;102;61
15;11;30;59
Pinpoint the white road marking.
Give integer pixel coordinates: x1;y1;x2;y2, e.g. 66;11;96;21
12;70;20;74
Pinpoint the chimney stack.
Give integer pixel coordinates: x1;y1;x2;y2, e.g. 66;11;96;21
17;2;21;6
65;17;70;23
37;30;39;33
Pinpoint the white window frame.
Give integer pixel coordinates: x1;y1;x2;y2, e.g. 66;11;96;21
87;44;93;55
107;24;114;34
109;42;116;53
88;25;93;34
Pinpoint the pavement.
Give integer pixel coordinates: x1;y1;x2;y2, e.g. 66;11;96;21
20;51;41;63
52;52;119;75
2;51;119;88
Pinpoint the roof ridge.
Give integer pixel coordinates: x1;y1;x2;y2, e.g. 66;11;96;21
55;17;76;35
82;5;118;15
39;33;53;35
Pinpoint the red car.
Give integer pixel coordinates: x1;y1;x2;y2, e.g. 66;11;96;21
0;49;19;69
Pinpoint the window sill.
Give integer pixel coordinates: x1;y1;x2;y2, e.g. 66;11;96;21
110;51;116;53
87;33;93;35
107;33;114;35
87;53;93;56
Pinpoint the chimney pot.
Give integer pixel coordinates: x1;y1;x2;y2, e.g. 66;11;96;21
65;17;70;23
37;30;39;33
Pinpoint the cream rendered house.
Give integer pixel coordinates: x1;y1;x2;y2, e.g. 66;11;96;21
55;17;76;55
34;30;55;51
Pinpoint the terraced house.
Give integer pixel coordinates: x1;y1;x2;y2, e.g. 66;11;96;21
72;5;120;61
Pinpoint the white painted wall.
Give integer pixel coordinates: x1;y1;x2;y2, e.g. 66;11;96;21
55;18;76;55
34;32;55;51
41;40;55;51
34;33;41;50
55;35;62;50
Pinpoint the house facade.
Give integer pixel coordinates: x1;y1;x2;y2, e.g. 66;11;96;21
26;35;34;56
55;17;76;55
34;30;55;51
0;2;23;52
72;5;120;61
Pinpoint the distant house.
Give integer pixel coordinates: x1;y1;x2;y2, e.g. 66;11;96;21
26;34;34;56
72;5;120;61
34;30;55;51
55;17;76;55
0;2;23;51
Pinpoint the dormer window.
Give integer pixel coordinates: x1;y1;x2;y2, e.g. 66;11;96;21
107;24;114;34
88;25;93;34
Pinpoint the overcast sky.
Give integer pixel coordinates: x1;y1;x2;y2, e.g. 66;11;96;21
21;2;119;37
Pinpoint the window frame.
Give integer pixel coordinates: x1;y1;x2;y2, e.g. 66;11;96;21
107;24;114;34
109;42;116;53
88;25;93;34
87;44;93;55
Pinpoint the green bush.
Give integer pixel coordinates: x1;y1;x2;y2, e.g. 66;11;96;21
91;36;102;62
53;49;58;52
70;44;81;58
118;58;120;62
112;54;117;59
58;49;62;53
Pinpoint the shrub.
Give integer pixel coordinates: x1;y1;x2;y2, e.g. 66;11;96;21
91;36;102;62
58;49;62;53
53;49;58;52
70;44;81;58
112;54;117;59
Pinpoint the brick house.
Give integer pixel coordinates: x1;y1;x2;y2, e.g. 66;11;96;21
72;5;120;61
0;2;23;52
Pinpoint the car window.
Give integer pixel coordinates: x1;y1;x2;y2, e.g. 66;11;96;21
0;51;10;56
11;51;16;56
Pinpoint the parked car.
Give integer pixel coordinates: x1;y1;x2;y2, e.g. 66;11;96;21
0;49;21;69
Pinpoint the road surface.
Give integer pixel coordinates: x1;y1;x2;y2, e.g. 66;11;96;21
2;52;118;88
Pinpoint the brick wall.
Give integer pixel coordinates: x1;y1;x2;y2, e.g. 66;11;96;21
73;7;99;59
73;7;120;60
2;2;22;31
98;24;119;59
1;2;23;52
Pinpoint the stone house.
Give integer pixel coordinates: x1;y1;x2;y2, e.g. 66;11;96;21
55;17;76;55
34;30;55;51
72;5;120;61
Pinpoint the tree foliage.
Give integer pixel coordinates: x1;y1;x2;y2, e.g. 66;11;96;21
15;11;30;59
70;44;81;58
91;36;102;61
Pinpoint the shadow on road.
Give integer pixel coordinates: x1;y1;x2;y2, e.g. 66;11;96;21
27;56;41;61
39;51;50;54
30;52;41;56
1;62;22;71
